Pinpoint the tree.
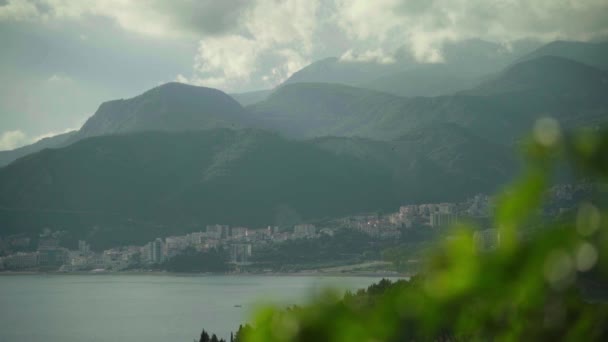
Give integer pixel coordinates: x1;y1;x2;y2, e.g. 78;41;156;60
234;324;253;342
199;330;210;342
243;127;608;340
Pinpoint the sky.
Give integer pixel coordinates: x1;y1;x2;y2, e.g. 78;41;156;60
1;0;608;150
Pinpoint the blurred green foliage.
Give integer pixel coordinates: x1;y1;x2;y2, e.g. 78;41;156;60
242;124;608;341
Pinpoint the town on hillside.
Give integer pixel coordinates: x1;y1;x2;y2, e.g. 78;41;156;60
0;184;589;273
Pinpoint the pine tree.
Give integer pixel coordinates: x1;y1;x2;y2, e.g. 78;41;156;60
199;330;210;342
210;334;219;342
234;324;253;342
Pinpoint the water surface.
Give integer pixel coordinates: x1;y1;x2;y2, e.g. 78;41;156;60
0;274;398;341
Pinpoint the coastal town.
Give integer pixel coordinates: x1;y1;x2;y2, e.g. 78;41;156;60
0;184;588;273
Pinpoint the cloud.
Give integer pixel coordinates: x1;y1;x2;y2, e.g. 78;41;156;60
3;0;608;92
183;0;608;90
0;127;80;151
47;73;72;83
340;48;396;64
334;0;608;63
0;0;251;37
186;0;320;90
30;127;76;143
0;130;27;150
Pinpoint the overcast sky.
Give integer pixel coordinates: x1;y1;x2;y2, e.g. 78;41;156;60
1;0;608;150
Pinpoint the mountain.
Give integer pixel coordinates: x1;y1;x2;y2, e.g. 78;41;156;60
0;131;77;167
313;123;518;194
248;82;406;139
519;40;608;70
283;39;540;97
230;89;274;106
282;57;399;87
248;82;524;142
359;64;481;97
251;56;608;144
5;48;602;168
76;82;249;140
467;56;608;96
393;123;518;185
0;128;506;248
0;83;251;167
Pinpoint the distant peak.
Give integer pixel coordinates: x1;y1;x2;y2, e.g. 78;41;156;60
505;55;601;74
151;81;219;93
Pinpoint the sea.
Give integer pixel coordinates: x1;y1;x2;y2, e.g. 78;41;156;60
0;274;401;342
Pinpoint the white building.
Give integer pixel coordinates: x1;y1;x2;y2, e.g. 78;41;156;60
474;229;500;251
4;252;38;269
230;244;252;264
231;227;248;239
430;213;457;228
206;225;230;239
78;240;90;256
294;224;316;238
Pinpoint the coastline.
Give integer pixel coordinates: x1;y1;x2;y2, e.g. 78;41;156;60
0;270;409;278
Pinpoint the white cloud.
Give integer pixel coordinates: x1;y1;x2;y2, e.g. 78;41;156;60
0;130;28;151
0;0;40;21
0;127;79;151
0;0;250;37
189;0;320;90
340;48;396;64
30;127;76;143
196;34;260;81
3;0;608;91
333;0;608;63
47;73;72;83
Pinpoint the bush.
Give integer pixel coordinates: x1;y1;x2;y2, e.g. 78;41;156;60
241;126;608;341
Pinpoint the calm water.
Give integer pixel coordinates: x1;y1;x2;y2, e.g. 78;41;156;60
0;274;398;342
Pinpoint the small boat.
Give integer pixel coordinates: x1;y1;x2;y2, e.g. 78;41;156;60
233;304;242;308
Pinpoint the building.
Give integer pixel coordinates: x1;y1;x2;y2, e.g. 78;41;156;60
148;238;164;264
473;229;500;251
206;224;230;239
78;240;90;256
188;232;205;244
69;254;89;268
399;205;418;217
438;203;455;214
430;213;457;228
38;237;59;250
230;244;252;264
294;224;316;238
165;236;189;258
4;252;38;269
231;227;248;239
466;194;492;217
102;250;123;269
38;248;68;267
320;228;335;237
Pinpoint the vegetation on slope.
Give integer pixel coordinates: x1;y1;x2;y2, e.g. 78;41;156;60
234;125;608;341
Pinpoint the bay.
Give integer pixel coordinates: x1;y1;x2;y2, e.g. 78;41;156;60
0;274;400;342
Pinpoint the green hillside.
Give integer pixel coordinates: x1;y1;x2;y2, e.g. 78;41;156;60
76;82;249;139
0;128;517;248
249;83;405;139
251;57;608;144
519;40;608;70
0;131;76;167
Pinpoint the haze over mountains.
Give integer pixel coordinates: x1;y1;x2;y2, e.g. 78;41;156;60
283;39;542;97
0;39;607;246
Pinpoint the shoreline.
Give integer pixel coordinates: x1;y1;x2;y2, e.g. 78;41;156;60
0;270;409;278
